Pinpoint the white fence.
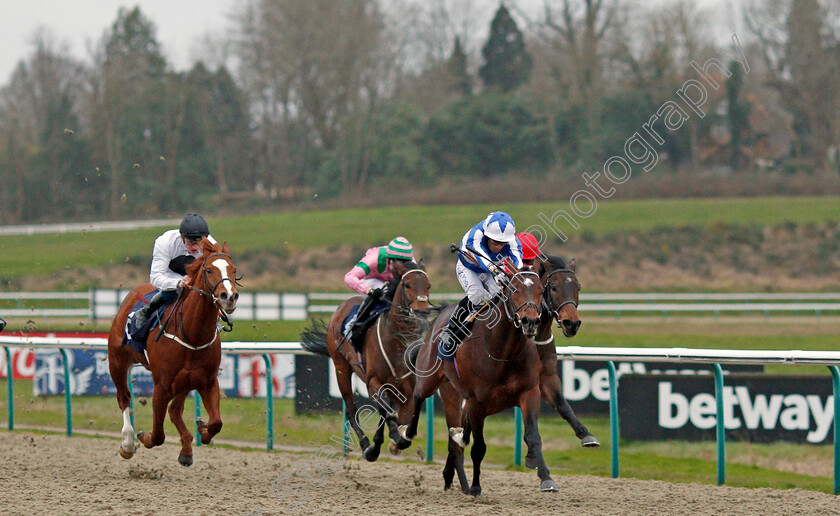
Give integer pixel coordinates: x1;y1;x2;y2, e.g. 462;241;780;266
1;335;839;494
4;290;840;321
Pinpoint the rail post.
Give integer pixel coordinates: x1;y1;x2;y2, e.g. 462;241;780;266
194;390;202;447
713;363;725;485
607;361;619;478
4;347;13;430
829;366;840;495
262;354;274;451
59;349;72;436
425;396;434;464
514;407;523;467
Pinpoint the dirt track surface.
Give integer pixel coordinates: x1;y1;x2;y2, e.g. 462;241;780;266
2;431;838;516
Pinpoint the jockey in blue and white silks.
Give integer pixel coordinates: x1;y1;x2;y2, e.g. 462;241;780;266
456;211;523;306
438;211;523;359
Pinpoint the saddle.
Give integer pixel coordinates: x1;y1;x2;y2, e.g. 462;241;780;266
341;300;389;353
122;291;172;356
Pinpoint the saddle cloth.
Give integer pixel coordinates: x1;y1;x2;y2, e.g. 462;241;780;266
121;291;170;355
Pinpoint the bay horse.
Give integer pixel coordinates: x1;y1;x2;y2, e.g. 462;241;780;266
107;238;239;466
404;267;558;495
300;260;431;461
525;255;598;468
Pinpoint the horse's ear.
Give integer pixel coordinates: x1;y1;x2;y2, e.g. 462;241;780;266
418;258;426;271
221;242;230;254
569;258;576;271
392;259;409;276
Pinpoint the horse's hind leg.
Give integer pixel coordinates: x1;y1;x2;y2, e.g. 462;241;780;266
334;358;371;454
108;350;135;459
541;373;599;447
196;380;223;445
168;392;194;466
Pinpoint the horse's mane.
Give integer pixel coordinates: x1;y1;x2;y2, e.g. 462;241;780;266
540;255;567;275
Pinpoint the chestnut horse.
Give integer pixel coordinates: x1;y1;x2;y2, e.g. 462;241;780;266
404;267;558;495
301;260;431;461
107;238;239;466
523;255;598;469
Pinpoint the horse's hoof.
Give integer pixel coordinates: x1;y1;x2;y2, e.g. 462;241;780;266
468;486;482;497
178;453;193;467
363;446;380;462
119;447;135;459
540;479;559;492
398;425;409;440
388;441;402;455
195;418;206;427
581;435;600;447
448;427;465;448
525;455;538;470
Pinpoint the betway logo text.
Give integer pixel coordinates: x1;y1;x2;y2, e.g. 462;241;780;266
659;382;833;443
562;361;714;401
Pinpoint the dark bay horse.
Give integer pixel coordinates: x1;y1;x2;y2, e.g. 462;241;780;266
524;256;599;468
107;238;239;466
404;269;558;495
301;261;431;461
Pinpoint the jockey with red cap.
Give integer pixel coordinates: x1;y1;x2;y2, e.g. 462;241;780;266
516;232;542;268
343;236;415;350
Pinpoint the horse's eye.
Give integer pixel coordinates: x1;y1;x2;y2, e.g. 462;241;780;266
205;268;212;274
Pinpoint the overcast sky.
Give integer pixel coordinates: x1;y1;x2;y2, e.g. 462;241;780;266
0;0;740;85
0;0;237;81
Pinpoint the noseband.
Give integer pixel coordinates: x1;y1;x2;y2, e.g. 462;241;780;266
502;271;542;328
543;268;579;320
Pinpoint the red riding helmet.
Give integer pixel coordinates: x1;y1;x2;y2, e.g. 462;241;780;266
516;232;541;261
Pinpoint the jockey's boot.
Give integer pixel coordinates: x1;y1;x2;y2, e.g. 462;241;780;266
349;294;378;352
134;291;167;327
439;297;475;355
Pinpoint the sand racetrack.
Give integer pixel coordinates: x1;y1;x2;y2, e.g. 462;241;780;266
2;431;838;515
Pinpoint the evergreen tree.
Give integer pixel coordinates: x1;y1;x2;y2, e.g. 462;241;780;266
479;4;532;92
445;36;471;95
726;60;751;170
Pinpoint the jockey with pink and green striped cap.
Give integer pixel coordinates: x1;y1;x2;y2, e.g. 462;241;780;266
343;237;415;350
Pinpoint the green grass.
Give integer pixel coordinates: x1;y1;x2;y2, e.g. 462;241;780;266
1;196;838;281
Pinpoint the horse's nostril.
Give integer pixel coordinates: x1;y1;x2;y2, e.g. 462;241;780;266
220;292;228;301
233;293;239;302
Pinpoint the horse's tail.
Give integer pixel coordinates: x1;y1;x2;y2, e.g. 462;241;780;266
299;318;330;357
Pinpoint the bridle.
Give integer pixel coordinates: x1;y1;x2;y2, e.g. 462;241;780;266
394;268;430;319
542;267;579;322
157;252;238;348
501;271;542;329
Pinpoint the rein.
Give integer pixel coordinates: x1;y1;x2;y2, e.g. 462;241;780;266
483;270;541;362
501;271;542;329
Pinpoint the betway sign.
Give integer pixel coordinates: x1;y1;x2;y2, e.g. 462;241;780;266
562;361;762;415
620;375;834;444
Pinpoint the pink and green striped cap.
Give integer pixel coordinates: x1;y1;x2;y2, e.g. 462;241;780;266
386;236;414;260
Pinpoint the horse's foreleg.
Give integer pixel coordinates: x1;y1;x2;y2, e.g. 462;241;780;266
109;354;135;459
138;387;171;448
374;389;411;453
466;405;486;497
168;392;193;466
541;372;599;447
521;388;558;492
440;383;469;494
197;380;223;445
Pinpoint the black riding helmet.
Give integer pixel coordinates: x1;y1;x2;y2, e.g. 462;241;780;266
179;213;210;239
